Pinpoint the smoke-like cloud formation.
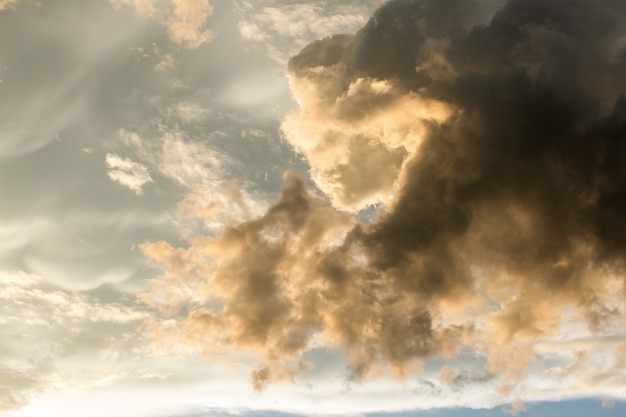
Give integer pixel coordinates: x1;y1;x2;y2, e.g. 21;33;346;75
141;0;626;399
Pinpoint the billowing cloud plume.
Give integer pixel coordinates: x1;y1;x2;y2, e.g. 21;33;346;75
110;0;213;49
141;0;626;401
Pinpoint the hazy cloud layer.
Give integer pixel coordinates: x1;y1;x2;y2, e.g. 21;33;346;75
143;0;626;402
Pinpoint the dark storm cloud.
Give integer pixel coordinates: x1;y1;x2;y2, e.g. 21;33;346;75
143;0;626;395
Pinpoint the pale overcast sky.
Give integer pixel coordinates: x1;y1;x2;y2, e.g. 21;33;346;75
1;1;625;416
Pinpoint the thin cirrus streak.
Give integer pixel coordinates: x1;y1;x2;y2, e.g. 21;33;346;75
140;0;626;402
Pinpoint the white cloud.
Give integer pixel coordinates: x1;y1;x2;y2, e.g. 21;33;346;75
106;153;153;194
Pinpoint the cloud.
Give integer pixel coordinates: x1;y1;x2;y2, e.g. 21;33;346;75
0;0;20;10
157;132;224;189
140;173;355;387
140;0;626;401
602;397;616;408
282;69;452;211
115;128;224;191
234;1;382;63
0;270;150;412
106;153;153;194
0;270;148;326
114;128;271;234
439;366;494;390
110;0;213;49
116;123;259;197
165;0;213;48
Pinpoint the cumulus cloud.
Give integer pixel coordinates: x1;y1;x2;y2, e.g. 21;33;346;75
141;0;626;400
105;153;153;194
110;0;213;49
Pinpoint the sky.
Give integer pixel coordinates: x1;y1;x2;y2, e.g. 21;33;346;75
1;0;625;416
